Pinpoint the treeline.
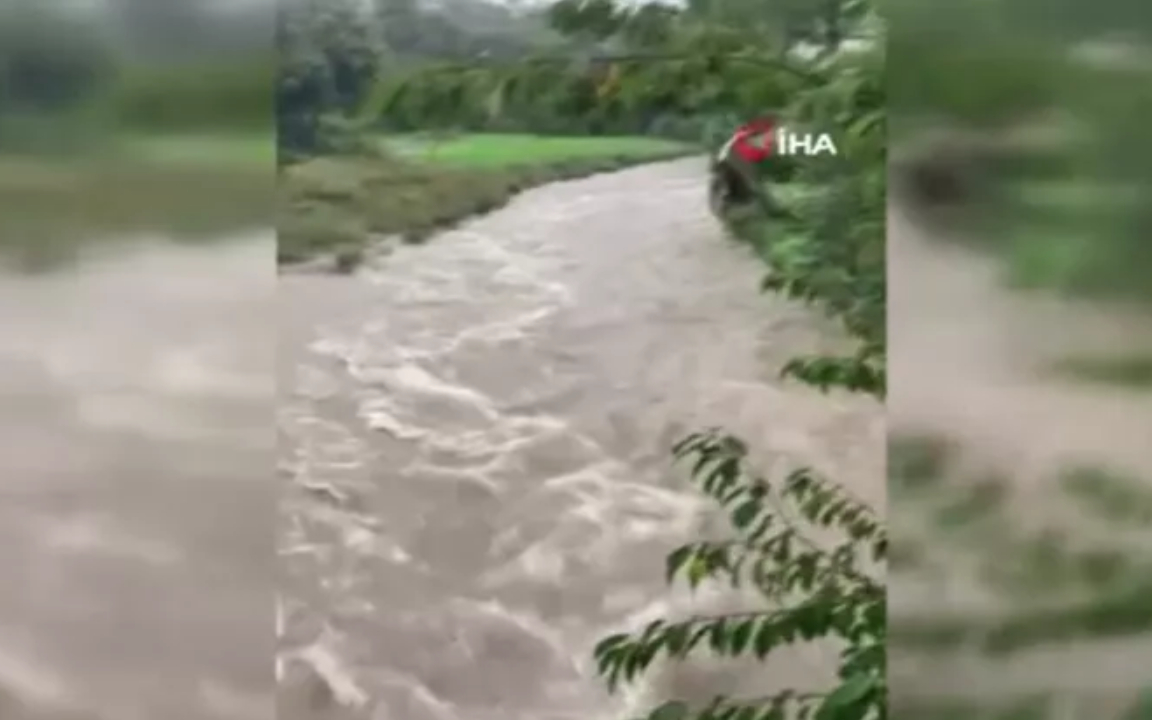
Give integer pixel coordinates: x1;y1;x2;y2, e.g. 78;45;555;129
381;0;875;142
277;0;551;156
277;0;875;155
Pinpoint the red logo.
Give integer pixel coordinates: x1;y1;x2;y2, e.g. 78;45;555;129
731;117;775;163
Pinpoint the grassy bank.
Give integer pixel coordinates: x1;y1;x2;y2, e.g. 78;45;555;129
0;132;273;270
385;133;690;167
278;132;698;270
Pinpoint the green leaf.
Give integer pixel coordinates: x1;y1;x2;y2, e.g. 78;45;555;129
726;618;752;653
687;555;712;588
649;700;690;720
708;618;729;654
666;546;694;583
593;633;630;659
732;500;761;529
732;707;759;720
816;674;874;719
665;622;691;656
753;618;779;658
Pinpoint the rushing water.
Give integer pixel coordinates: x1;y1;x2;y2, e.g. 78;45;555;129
5;157;1145;720
0;236;275;720
276;159;884;720
5;156;1142;719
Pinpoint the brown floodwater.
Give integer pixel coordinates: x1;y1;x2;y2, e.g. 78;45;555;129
277;159;883;720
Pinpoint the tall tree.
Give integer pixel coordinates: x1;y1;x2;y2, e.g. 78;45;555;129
277;0;387;154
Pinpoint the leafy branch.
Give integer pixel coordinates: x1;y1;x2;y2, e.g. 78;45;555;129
595;429;886;720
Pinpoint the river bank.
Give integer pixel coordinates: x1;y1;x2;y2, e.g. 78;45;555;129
277;133;698;272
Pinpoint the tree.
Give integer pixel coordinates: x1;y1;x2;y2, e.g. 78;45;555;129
277;0;387;156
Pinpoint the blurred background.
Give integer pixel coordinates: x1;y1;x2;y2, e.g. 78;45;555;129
0;0;274;718
886;0;1152;716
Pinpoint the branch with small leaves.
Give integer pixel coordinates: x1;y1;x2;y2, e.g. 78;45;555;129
595;429;886;720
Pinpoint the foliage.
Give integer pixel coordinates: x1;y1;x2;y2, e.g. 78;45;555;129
362;1;829;139
278;0;387;155
758;42;886;398
277;0;546;156
595;430;886;720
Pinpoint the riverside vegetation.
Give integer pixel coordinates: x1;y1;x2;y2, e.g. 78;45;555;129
277;0;707;268
564;1;889;717
277;130;693;268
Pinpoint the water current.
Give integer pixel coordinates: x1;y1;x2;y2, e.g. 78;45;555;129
5;157;1147;719
277;158;884;720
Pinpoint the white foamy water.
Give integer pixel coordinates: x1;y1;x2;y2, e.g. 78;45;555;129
277;159;883;720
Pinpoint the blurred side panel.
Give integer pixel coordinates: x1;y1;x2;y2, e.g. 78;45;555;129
886;0;1152;716
0;0;275;718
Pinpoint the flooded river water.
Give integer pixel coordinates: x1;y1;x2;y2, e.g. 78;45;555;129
276;158;884;720
4;156;1147;719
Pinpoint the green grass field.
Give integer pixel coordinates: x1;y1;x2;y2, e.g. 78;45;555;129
384;133;694;168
